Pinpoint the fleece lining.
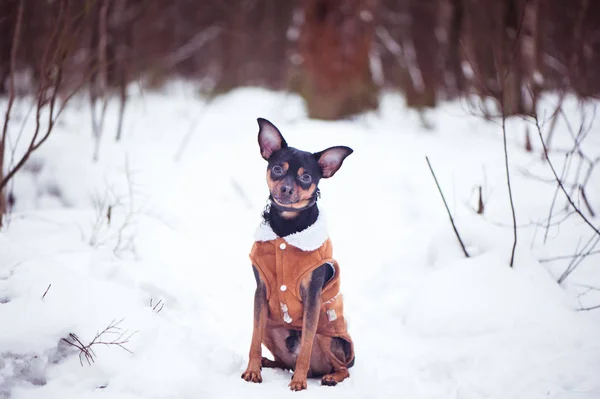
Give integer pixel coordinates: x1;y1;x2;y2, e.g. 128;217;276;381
254;213;329;252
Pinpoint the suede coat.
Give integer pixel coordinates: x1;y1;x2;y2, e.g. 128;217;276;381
249;214;354;365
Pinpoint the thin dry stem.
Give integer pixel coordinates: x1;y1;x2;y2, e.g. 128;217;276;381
532;114;600;238
426;156;470;258
0;0;25;225
61;319;136;366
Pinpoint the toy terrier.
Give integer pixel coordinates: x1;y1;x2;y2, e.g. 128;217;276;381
242;118;354;391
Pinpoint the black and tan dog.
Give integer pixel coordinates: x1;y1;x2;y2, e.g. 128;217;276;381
242;118;355;391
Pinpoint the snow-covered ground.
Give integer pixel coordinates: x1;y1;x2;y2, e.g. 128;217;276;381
1;85;600;399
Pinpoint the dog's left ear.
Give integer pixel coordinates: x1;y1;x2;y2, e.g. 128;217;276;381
313;146;353;178
257;118;288;160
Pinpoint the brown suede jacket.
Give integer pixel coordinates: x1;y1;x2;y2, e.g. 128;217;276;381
249;214;353;345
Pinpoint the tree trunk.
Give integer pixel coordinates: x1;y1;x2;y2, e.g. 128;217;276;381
523;0;544;114
447;0;465;95
405;0;438;109
212;0;248;95
115;0;130;141
0;1;16;96
298;0;379;120
500;0;524;115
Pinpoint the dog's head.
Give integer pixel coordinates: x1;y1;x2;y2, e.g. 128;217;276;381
257;118;353;212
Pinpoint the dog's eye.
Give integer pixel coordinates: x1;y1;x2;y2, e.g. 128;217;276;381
272;165;284;176
299;173;312;184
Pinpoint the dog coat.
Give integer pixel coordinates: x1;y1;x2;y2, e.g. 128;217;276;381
249;214;354;365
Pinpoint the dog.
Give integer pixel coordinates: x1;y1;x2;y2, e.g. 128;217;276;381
241;118;355;391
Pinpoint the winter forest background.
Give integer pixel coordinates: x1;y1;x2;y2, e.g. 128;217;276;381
3;0;600;119
2;0;600;212
1;1;600;398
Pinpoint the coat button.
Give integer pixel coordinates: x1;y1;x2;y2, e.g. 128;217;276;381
280;285;287;292
279;242;286;250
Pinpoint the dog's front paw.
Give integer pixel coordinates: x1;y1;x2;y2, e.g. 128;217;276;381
288;377;307;391
241;368;262;383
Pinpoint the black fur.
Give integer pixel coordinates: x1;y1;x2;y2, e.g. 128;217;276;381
263;205;319;237
285;330;300;353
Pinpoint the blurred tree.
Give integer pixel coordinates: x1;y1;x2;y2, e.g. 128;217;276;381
296;0;379;120
446;0;465;96
499;0;525;116
405;0;439;109
0;0;17;96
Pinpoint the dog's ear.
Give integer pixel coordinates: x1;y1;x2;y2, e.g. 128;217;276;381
257;118;287;160
313;146;353;178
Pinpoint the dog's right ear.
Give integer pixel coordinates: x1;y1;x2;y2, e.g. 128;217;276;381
257;118;287;161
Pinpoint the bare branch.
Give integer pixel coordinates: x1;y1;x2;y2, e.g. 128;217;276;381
580;186;596;218
501;106;518;267
61;319;136;366
532;114;600;237
0;0;25;224
425;156;470;258
557;234;600;284
543;153;570;244
41;284;52;300
151;299;164;313
161;26;223;69
539;249;600;263
1;0;92;202
577;304;600;312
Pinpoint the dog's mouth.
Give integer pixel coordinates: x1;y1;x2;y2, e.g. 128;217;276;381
271;195;299;205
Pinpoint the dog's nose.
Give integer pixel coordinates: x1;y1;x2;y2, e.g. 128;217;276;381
280;185;294;195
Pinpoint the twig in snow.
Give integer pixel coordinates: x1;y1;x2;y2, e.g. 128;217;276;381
425;156;470;258
500;89;518;268
61;319;136;366
538;249;600;263
577;304;600;312
88;158;140;257
579;186;596;218
516;166;578;188
542;92;567;155
575;283;600;311
543;152;571;245
476;186;484;215
524;127;533;152
150;298;164;314
557;233;600;284
532;114;600;238
41;284;52;300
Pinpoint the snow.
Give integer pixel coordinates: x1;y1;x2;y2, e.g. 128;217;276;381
1;86;600;398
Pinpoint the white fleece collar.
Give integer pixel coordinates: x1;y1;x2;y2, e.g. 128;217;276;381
254;213;329;251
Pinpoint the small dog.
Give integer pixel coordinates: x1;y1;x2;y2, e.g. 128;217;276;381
242;118;355;391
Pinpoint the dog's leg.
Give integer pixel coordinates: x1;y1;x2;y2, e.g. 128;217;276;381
321;368;350;386
317;336;351;386
261;357;291;370
288;264;327;391
241;266;268;383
